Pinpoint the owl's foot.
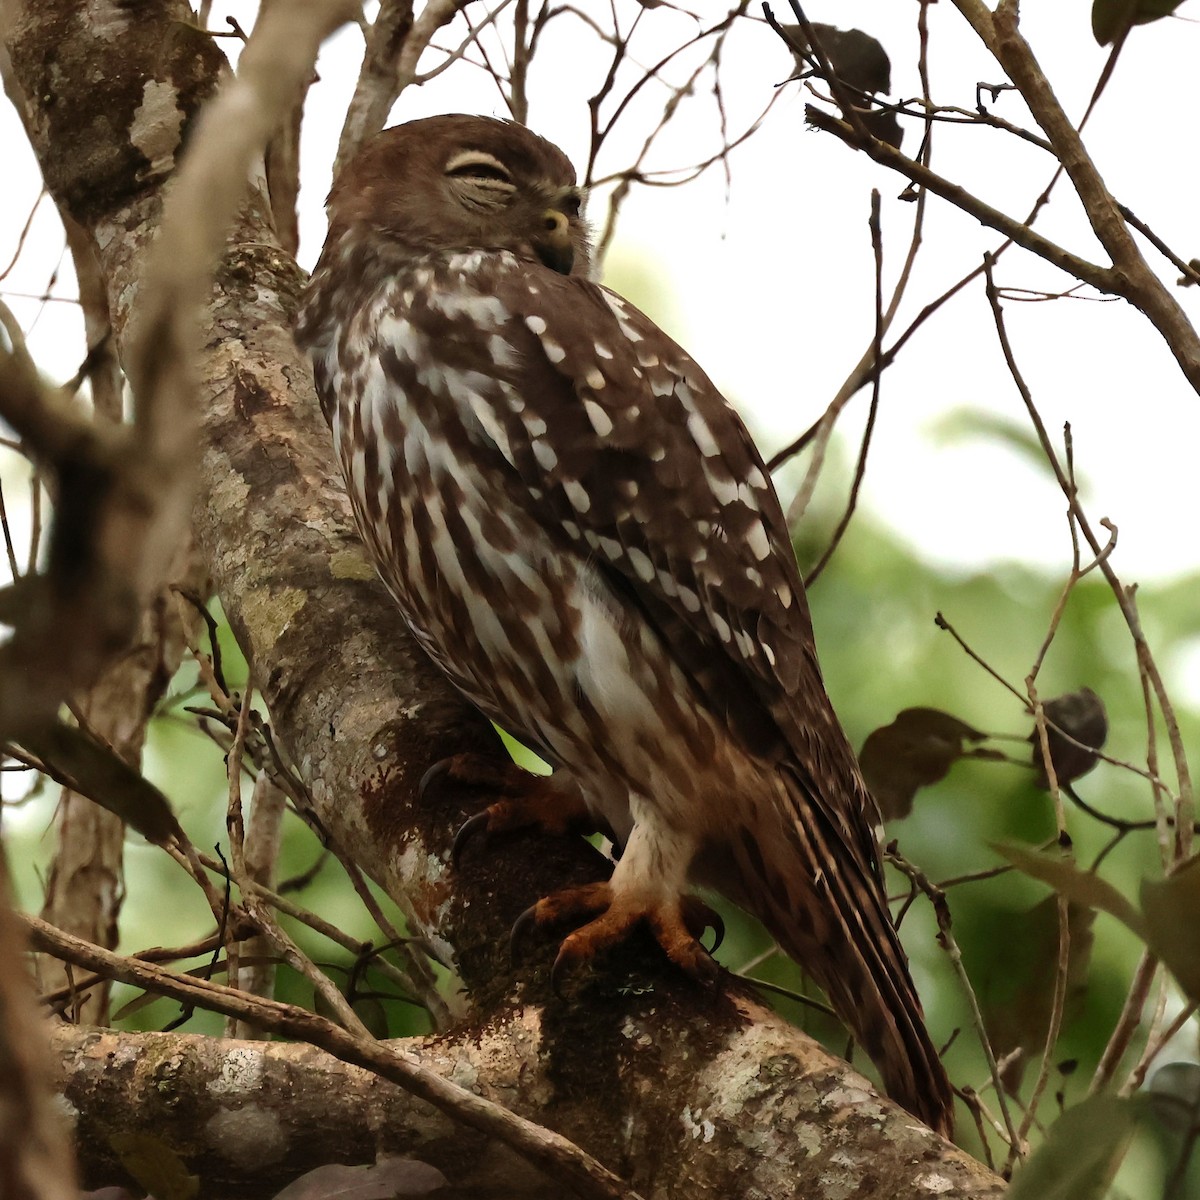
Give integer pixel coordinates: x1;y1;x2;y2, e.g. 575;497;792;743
422;753;596;863
512;882;724;990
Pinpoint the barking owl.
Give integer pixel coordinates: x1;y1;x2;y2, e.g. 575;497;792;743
295;113;953;1136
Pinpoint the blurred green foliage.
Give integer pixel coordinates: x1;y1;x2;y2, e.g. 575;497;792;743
782;472;1200;1194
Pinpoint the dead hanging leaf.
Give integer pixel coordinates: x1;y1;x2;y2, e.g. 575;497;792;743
859;707;987;819
1006;1093;1140;1200
783;23;904;149
271;1158;447;1199
1140;856;1200;1004
980;894;1095;1095
1031;688;1108;789
17;718;182;845
782;23;892;94
1092;0;1185;45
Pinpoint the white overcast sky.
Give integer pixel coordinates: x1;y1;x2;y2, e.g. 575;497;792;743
2;1;1198;583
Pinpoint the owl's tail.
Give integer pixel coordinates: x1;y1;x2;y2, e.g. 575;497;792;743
730;765;955;1138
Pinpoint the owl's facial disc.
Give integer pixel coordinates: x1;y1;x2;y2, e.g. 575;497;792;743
442;145;583;274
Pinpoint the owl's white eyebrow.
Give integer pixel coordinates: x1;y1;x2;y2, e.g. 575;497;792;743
444;150;512;179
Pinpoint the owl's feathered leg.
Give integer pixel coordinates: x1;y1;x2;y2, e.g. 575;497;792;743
512;813;724;987
440;761;725;982
513;883;723;990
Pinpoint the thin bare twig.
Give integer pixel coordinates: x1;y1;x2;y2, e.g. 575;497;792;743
980;254;1194;860
23;914;644;1200
770;0;935;517
1091;950;1158;1094
223;686;370;1037
1013;682;1071;1165
805;191;884;584
887;848;1022;1153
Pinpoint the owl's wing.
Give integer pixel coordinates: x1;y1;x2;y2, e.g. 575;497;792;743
481;268;860;773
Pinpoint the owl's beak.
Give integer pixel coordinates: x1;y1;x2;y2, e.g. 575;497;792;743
534;209;575;275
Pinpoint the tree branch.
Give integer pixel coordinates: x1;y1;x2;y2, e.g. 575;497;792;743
29;914;638;1200
803;106;1117;295
40;942;1004;1199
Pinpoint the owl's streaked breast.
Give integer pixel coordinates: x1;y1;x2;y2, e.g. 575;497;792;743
322;251;741;838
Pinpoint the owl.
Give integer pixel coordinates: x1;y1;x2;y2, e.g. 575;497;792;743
295;113;954;1136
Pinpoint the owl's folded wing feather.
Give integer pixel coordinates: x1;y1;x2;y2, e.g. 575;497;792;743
461;267;882;864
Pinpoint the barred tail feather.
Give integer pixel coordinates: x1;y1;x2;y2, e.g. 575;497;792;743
733;768;955;1138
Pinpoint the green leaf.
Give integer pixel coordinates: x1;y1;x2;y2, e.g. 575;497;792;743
109;1131;199;1200
1141;857;1200;1003
991;842;1146;939
980;895;1095;1094
999;844;1200;1004
930;408;1049;475
1007;1094;1139;1200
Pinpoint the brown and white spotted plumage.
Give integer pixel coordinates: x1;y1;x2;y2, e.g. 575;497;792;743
295;114;954;1136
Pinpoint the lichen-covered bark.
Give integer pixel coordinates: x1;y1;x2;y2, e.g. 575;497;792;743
53;1002;1003;1200
4;0;1005;1195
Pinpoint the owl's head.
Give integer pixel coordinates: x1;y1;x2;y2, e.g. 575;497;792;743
326;114;590;275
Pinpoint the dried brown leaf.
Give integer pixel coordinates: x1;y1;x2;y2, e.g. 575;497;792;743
782;23;892;93
19;718;182;845
1031;688;1108;789
859;707;985;819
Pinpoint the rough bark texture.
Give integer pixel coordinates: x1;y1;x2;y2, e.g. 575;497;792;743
3;1;1006;1196
0;863;77;1200
52;1010;1003;1200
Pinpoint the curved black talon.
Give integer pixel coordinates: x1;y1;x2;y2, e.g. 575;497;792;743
510;902;542;965
549;949;575;999
419;759;452;798
681;896;724;957
451;810;492;865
